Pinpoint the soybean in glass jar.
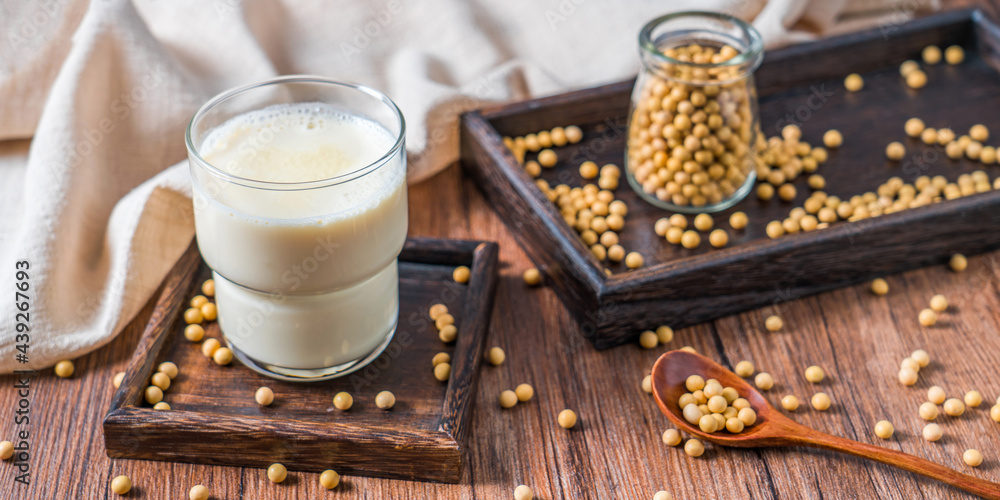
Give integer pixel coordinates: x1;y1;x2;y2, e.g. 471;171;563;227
626;12;764;213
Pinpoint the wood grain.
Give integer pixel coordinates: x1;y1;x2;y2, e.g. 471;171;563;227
103;237;498;483
651;350;1000;499
1;2;1000;499
462;8;1000;349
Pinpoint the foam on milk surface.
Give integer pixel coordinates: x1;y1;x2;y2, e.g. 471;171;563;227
202;103;394;183
199;103;403;222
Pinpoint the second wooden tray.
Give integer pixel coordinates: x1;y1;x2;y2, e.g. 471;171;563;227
461;9;1000;349
103;237;498;483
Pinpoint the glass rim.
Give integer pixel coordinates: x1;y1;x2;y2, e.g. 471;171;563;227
185;75;406;191
639;11;764;69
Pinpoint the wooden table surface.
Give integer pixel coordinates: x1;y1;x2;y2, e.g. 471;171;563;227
5;3;1000;499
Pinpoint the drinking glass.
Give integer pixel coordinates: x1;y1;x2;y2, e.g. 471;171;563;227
186;76;407;381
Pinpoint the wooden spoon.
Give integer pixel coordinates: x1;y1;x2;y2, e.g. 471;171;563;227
651;350;1000;499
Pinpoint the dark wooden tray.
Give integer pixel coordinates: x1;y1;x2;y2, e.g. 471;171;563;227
461;8;1000;349
103;237;498;483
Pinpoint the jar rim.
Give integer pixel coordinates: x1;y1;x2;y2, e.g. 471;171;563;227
638;11;764;69
185;75;406;191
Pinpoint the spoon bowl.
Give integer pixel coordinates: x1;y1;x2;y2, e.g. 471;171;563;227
650;349;1000;500
651;349;783;446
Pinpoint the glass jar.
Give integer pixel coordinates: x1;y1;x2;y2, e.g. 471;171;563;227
625;12;764;213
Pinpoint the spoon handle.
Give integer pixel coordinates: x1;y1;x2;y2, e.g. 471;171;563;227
793;430;1000;499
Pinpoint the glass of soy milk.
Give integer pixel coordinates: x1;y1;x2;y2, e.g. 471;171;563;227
185;76;407;381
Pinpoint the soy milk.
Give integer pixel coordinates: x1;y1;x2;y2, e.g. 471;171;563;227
192;103;407;370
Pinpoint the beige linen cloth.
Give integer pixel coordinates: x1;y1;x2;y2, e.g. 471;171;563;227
0;0;939;373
